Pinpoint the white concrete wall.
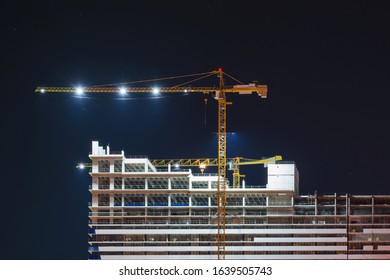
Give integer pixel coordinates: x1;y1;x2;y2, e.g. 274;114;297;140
266;164;298;193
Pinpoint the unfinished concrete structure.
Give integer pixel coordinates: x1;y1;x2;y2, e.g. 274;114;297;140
88;141;390;259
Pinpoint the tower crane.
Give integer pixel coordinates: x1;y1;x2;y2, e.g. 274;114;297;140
37;69;267;259
150;155;282;188
229;156;282;188
77;155;281;187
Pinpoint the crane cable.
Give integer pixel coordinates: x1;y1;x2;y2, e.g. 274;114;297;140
204;97;208;125
89;70;244;88
222;71;245;85
90;71;216;87
171;72;217;88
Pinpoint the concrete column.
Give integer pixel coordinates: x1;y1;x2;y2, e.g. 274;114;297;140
92;194;98;207
92;141;99;155
109;178;114;190
92;177;98;190
109;160;114;173
92;159;98;173
110;194;114;207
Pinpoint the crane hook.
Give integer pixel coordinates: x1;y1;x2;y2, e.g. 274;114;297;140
204;97;208;125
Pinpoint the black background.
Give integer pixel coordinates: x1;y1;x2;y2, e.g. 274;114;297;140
1;0;389;259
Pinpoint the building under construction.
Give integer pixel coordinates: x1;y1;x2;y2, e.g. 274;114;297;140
88;141;390;259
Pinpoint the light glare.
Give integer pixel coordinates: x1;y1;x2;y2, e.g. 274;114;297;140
153;87;159;94
40;88;45;93
119;88;127;95
76;87;84;95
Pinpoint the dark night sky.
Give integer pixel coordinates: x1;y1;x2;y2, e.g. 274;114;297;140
1;0;389;259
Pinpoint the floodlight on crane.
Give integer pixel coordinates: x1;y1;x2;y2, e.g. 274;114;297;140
119;87;127;95
76;87;84;95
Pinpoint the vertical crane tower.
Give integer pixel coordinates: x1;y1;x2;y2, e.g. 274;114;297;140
36;69;267;259
216;68;229;258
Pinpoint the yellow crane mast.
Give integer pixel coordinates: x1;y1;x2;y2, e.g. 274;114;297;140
37;69;267;259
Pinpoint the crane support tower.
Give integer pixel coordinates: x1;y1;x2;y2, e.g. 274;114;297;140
36;69;268;259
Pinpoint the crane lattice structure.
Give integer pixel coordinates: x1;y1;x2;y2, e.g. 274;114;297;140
37;69;267;259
